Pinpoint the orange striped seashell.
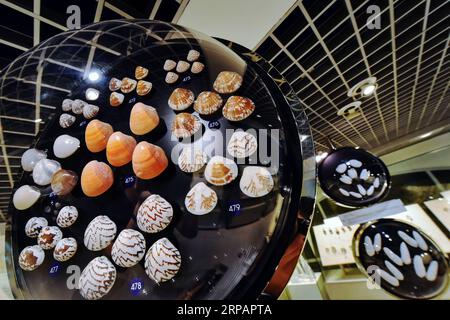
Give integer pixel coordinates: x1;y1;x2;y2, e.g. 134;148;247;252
85;120;113;153
106;132;137;167
168;88;194;111
135;66;148;80
129;102;160;135
222;96;255;121
213;71;243;94
132;142;168;180
194;91;223;115
81;160;114;197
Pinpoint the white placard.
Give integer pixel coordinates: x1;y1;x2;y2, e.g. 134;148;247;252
423;198;450;232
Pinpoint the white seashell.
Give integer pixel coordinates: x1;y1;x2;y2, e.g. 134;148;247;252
339;175;352;184
85;88;99;101
111;229;146;267
53;237;77;261
84;215;117;251
373;177;380;188
347;168;358;179
360;168;369;180
13;185;40;210
364;236;375;256
163;59;176;71
165;72;178;84
137;194;173;233
32;159;61;186
357;184;366;196
348;159;362;168
426;261;438;281
400;242;411;264
191;61;205;74
25;217;48;238
204;156;238;186
239;166;274;198
178;147;207;173
227;131;258;158
19;245;45;271
349;191;362;199
376;269;400;287
366;185;374;196
56;206;78;228
145;238;181;283
176;60;190;73
109;78;122;91
383;247;403;266
59;113;76;128
187;49;200;62
62;99;73;112
384;260;404;280
413;255;426;278
335;163;347;173
185;182;218;215
79;256;116;300
339;188;350;197
374;233;382;252
397;231;418;248
72;99;86;114
83;104;99;119
21;148;47;172
53;134;80;159
37;226;63;250
412;231;428;251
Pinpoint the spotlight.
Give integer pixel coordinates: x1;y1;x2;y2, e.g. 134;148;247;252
348;77;378;98
88;71;100;82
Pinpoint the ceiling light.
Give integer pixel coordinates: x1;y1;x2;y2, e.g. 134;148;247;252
315;152;328;163
348;77;378;98
85;88;99;101
88;71;100;82
337;101;362;121
34;118;42;123
361;84;376;97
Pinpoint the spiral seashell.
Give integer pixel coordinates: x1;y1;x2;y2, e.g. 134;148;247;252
83;104;99;119
171;113;201;139
110;92;124;107
222;96;255;121
53;237;77;262
38;226;63;250
165;72;178;84
129;102;160;135
168;88;194;111
21;148;47;172
111;229;146;267
56;205;78;228
53;134;80;159
135;66;148;80
185;182;217;215
25;217;48;238
239;166;274;198
106;131;137;167
84;215;117;251
51;169;78;196
33;159;61;186
85;119;113;152
213;71;243;94
136;80;152;96
178;146;207;173
176;60;190;73
132;142;168;180
109;77;122;91
145;238;181;283
81;160;114;197
194;91;223;115
19;245;44;271
204;156;238;186
137;194;173;233
227;131;257;158
62;99;73;112
79;256;116;300
164;59;176;71
59;113;76;128
191;61;205;74
187;49;200;62
13;185;40;210
72;99;86;114
120;77;137;93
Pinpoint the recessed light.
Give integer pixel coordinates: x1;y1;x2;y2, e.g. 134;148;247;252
348;77;378;98
337;101;362;121
88;71;100;82
85;88;99;101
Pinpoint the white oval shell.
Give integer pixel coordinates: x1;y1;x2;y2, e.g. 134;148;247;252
227;131;258;158
72;99;86;114
62;99;73;111
426;261;438;281
84;215;117;251
397;231;418;248
339;188;350;197
413;255;426;278
21;148;47;172
163;59;176;71
59;113;76;128
53;134;80;159
187;49;200;62
349;191;362;199
137;195;173;233
185;182;217;215
13;185;40;210
111;229;146;267
347;168;358;179
56;206;78;228
384;260;404;280
204;156;238;186
348;159;362;168
335;163;347;173
367;185;374;196
376;269;400;287
145;238;181;283
38;226;63;250
79;256;116;300
339;175;352;185
83;104;99;119
32;159;61;186
412;231;428;251
178;147;207;173
400;242;411;264
360;168;369;180
383;247;403;266
239;166;274;198
364;236;375;256
357;184;366;196
373;177;380;188
19;245;45;271
53;237;77;261
25;217;48;238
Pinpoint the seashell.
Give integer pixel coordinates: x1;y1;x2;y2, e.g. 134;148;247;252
348;159;362;168
349;191;362;198
213;71;243;94
165;72;178;84
373;177;380;188
347;168;358;179
366;185;374;196
135;66;148;80
109;77;122;91
59;113;76;128
56;205;78;228
62;99;73;112
171;113;201;139
339;188;350;197
426;261;438;281
335;163;347;174
85;88;99;101
360;168;369;180
187;49;200;62
145;238;181;283
19;245;44;271
38;226;63;250
240;166;274;198
185;182;218;215
129;102;159;135
205;156;238;186
376;269;399;287
51;169;78;196
81;160;114;197
227;131;258;158
413;255;426;278
364;236;375;256
383;247;403;266
136;80;152;96
168;88;194;111
106;132;136;167
84;215;117;251
132;142;168;180
85;119;113;153
79;256;116;300
120;77;137;93
13;185;40;210
357;184;366;196
339;175;352;185
191;61;205;74
25;217;48;238
110;92;124;107
53;134;80;159
21;148;47;172
384;260;404;280
53;237;77;261
83;104;99;119
32;159;61;186
176;60;190;73
374;233;382;252
412;231;428;251
222;96;255;121
397;231;418;248
137;194;173;233
163;59;176;71
72;99;86;114
400;242;411;264
194;91;223;115
111;229;146;267
178;147;207;173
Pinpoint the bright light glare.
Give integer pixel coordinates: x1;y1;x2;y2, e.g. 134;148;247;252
362;84;376;96
420;132;432;139
315;152;328;163
88;71;100;82
86;88;99;101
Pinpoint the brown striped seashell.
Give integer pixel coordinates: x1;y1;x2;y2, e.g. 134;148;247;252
72;99;86;114
145;238;181;283
83;104;99;119
176;60;190;73
187;49;200;62
135;66;148;80
111;229;145;267
222;96;255;121
239;166;274;198
106;132;137;167
120;77;137;93
204;156;238;186
129;102;160;135
163;59;176;71
109;77;122;91
185;182;217;215
79;256;116;300
165;72;178;84
132;141;168;180
194;91;223;115
81;160;114;197
25;217;48;238
84;216;117;251
110;92;124;107
168;88;194;111
213;71;243;94
136;80;152;96
59;113;75;128
51;169;78;196
62;99;73;112
171;113;201;139
137;194;173;233
85;119;113;153
178;147;207;173
191;61;204;74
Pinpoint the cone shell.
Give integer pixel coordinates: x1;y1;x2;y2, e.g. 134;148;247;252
51;169;78;196
135;66;149;80
213;71;243;94
84;215;117;251
25;217;48;238
59;113;75;128
110;92;124;107
168;88;194;111
21;148;47;172
171;113;201;139
145;238;181;283
81;160;114;197
163;59;176;71
165;72;178;84
194;91;223;115
79;256;116;300
13;185;40;210
19;245;44;271
72;99;86;114
204;156;238;186
178;147;207;173
120;77;137;93
106;131;137;167
184;182;218;215
191;61;204;74
111;229;146;267
85;119;113;153
38;226;63;250
56;205;78;228
239;166;274;198
223;96;255;121
129;102;160;135
109;77;122;91
132;142;168;180
62;99;73;112
227;131;257;158
176;60;190;73
136;80;152;96
32;159;61;186
53;237;77;262
137;194;173;233
83;104;99;119
187;49;200;62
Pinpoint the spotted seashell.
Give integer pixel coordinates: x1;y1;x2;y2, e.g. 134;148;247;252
59;113;76;128
72;99;86;114
194;91;223;115
13;185;40;210
239;166;274;198
163;59;176;71
135;66;148;80
21;148;47;172
62;99;73;112
204;156;238;186
213;71;243;94
176;61;190;73
84;215;117;251
187;49;200;62
32;159;61;186
178;147;207;173
79;256;116;300
185;182;218;215
25;217;48;238
109;77;122;91
136;80;152;96
222;96;255;121
120;77;137;93
111;229;146;267
83;104;99;119
56;205;78;228
19;245;44;271
168;88;194;111
145;238;181;283
191;61;205;74
53;237;77;261
110;92;124;107
38;226;63;250
137;195;173;233
165;72;179;84
227;131;257;158
171;113;202;139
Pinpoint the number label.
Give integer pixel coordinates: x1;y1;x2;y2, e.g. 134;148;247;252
182;76;191;82
79;120;87;127
49;262;61;276
208;121;221;130
227;201;241;215
128;97;136;104
130;278;144;296
123;175;136;188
